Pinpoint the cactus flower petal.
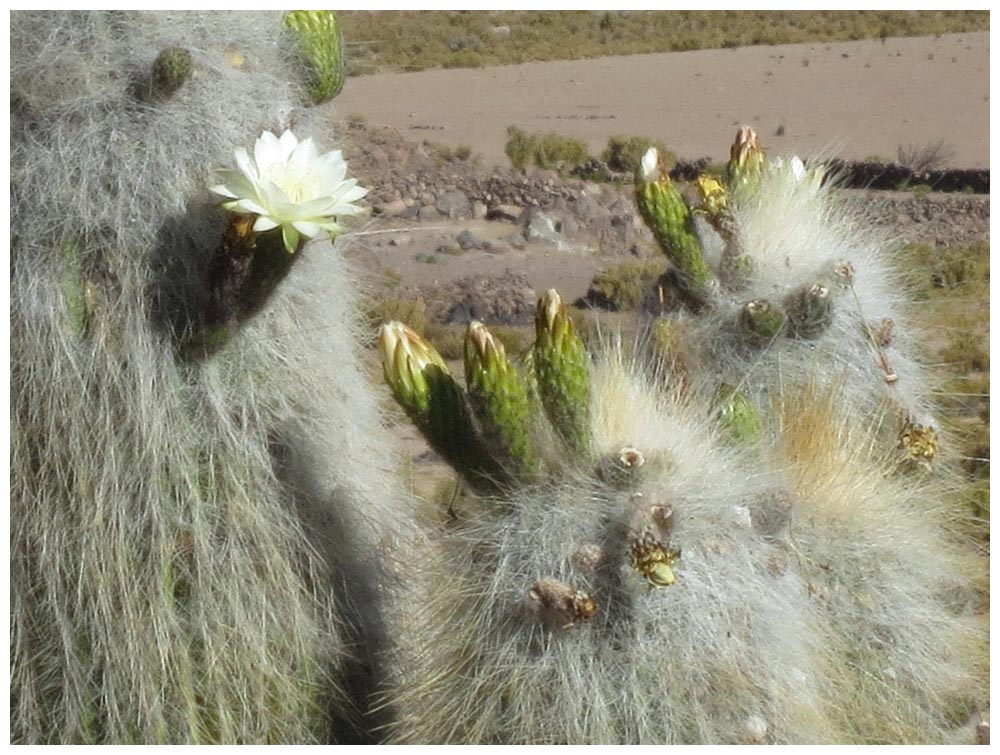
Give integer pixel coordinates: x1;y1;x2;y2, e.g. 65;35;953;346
212;128;367;253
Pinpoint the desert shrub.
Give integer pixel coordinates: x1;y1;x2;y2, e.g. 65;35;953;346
587;258;667;311
505;126;535;169
601;135;674;174
534;132;589;169
897;138;956;172
488;324;533;356
505;126;589;170
422;322;466;360
365;297;428;335
940;330;990;373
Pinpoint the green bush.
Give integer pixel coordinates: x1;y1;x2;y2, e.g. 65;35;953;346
505;126;535;169
505;126;589;170
587;258;666;311
601;135;674;174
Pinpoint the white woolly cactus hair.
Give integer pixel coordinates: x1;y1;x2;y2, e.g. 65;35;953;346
389;350;824;744
691;156;935;435
385;344;986;744
11;10;404;744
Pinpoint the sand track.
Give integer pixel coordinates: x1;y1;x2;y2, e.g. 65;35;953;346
336;32;989;169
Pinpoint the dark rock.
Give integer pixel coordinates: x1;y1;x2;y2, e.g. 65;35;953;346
433;271;537;326
486;204;522;223
436;189;472;219
456;229;481;250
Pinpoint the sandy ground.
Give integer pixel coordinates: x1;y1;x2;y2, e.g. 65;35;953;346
336;32;989;169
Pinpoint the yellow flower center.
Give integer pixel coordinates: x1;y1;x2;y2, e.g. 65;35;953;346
262;163;316;204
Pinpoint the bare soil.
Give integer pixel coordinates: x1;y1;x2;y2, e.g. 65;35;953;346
336;32;989;169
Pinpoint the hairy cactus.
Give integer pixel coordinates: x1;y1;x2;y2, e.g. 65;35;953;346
384;332;985;743
379;127;986;744
639;130;941;458
11;11;397;744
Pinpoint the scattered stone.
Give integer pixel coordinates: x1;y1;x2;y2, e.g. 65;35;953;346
471;200;488;219
487;203;522;223
501;233;527;250
374;198;407;217
428;271;537;326
456;229;481;250
482;240;514;255
417;204;439;221
436;189;472;219
520;207;564;246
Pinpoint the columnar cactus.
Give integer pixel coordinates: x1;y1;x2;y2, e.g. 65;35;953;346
642;130;940;460
383;329;985;743
378;128;986;743
11;11;400;744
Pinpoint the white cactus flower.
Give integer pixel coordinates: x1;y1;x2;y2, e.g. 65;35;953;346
640;146;662;183
211;129;368;253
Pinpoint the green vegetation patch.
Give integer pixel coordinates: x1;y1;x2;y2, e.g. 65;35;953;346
602;136;675;174
587;258;667;311
340;10;988;73
899;241;989;531
505;126;589;171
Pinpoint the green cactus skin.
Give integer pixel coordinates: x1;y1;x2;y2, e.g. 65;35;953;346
149;47;192;100
285;11;345;105
380;322;504;491
60;235;88;337
785;283;834;340
737;299;787;345
635;173;714;300
464;321;538;480
533;289;592;457
713;383;762;443
718;253;754;291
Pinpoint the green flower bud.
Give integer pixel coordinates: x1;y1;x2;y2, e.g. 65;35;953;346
533;289;592;456
727;125;766;196
785;283;833;339
464;321;537;479
635;148;714;299
380;322;502;490
285;10;345;105
737;299;786;345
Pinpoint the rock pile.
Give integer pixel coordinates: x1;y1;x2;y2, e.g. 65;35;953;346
340;121;989;251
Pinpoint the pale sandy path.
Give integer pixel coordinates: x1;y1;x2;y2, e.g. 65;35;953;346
336;32;989;169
